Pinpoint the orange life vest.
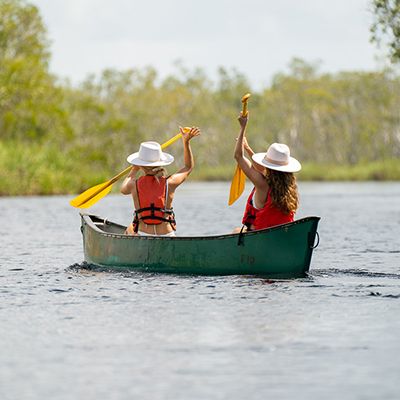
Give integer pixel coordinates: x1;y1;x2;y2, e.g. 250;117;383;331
132;175;176;232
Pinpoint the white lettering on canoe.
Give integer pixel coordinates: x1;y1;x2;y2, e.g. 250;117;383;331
240;254;255;265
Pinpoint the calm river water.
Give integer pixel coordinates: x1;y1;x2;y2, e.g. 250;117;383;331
1;182;399;400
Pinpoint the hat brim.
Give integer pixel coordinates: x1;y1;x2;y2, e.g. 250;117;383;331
127;152;174;166
252;153;301;173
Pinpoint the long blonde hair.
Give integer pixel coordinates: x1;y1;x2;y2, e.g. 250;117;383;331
265;169;299;214
141;166;167;180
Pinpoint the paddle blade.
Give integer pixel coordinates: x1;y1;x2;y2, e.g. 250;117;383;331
69;181;113;209
228;165;246;205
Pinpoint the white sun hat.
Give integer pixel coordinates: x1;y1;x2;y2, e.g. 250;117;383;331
252;143;301;172
127;141;174;166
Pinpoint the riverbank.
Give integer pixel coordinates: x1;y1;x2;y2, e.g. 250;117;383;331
1;141;400;196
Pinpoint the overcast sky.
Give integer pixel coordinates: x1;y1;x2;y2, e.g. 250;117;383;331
31;0;383;89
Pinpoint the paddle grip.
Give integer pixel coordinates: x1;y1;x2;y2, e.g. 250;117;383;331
241;93;251;117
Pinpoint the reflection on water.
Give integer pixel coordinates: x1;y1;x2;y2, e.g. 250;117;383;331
0;182;400;400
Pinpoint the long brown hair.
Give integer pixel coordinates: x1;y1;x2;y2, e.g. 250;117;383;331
265;169;299;214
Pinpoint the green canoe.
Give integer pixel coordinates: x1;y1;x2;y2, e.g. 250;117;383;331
80;213;320;277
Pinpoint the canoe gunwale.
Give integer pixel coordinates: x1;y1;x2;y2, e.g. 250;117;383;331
80;212;321;242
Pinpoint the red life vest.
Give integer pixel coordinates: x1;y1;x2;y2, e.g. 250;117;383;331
242;188;294;230
133;176;176;232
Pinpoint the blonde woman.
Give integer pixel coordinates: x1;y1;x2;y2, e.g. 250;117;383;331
121;127;200;236
234;114;301;231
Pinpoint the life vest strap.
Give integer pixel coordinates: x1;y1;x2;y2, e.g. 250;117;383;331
135;206;175;215
133;206;176;233
139;215;175;223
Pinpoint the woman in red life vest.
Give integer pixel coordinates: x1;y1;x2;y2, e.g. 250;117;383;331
234;113;301;232
121;126;200;236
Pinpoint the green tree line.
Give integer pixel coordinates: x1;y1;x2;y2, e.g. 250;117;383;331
1;0;400;195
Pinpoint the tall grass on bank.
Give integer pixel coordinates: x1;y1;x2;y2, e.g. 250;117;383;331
300;160;400;181
0;141;111;195
1;141;400;196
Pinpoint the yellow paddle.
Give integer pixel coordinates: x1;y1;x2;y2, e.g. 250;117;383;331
70;130;188;209
228;93;251;205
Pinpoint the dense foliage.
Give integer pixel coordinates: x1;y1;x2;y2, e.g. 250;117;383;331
1;1;400;195
370;0;400;62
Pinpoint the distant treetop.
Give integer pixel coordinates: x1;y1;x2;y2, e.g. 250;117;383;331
370;0;400;63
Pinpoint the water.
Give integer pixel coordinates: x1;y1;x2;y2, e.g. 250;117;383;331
1;182;399;400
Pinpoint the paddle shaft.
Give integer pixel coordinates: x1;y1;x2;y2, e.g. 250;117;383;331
228;93;251;205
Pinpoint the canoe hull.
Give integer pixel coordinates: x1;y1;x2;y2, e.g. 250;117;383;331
80;214;320;277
